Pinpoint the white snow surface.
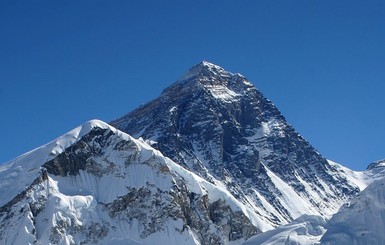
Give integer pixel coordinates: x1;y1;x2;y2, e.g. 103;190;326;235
321;177;385;245
327;159;385;192
264;166;319;219
242;160;385;245
206;85;240;103
243;215;327;245
0;119;114;207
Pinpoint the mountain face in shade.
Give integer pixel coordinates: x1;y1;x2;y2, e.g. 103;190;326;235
111;61;361;227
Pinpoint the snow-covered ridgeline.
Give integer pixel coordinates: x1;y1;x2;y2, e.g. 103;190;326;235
0;120;120;207
0;119;265;244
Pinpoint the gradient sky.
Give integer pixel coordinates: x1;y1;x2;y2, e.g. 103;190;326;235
0;0;384;170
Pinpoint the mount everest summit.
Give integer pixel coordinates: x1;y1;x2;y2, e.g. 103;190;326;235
0;61;384;245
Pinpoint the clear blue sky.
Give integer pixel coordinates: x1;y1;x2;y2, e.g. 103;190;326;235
0;0;384;170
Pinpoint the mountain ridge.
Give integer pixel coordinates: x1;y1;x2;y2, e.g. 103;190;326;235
0;117;381;244
0;119;114;207
1;62;383;244
0;120;263;244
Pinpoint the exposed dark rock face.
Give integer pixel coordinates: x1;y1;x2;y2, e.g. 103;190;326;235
112;61;360;225
43;128;115;177
366;159;385;171
106;182;258;244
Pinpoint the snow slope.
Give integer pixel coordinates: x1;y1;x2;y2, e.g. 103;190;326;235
321;176;385;245
0;120;263;244
243;159;385;245
0;120;111;207
243;215;327;245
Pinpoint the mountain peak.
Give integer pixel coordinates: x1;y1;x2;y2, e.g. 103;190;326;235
160;61;248;98
197;60;226;72
191;60;228;74
175;61;243;85
0;119;116;207
112;61;360;228
366;159;385;170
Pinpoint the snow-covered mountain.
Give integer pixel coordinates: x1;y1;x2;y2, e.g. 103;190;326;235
243;214;327;245
0;120;261;244
112;61;361;228
1;61;384;245
320;159;385;245
243;159;385;245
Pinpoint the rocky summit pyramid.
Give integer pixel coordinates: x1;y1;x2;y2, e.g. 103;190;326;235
112;61;360;226
0;61;381;245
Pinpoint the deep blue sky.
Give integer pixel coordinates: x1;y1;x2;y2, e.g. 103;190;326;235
0;1;384;170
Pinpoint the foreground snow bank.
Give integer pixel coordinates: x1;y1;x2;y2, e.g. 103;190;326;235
243;214;327;245
321;177;385;245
